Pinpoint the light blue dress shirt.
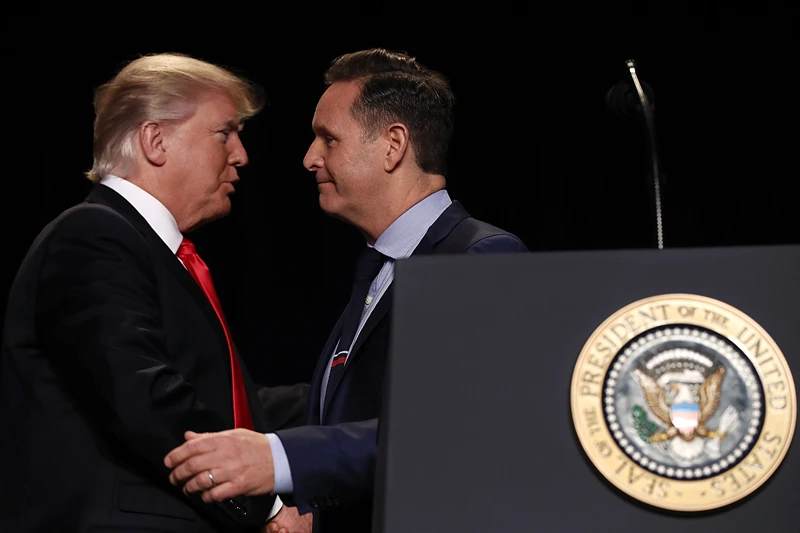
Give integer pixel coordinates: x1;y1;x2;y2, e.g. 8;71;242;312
267;190;453;493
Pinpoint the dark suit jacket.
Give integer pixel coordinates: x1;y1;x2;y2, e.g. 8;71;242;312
0;185;302;532
276;200;528;532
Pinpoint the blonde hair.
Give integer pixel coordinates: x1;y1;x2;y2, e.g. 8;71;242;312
86;52;264;182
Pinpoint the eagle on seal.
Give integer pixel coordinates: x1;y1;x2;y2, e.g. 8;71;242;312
632;365;727;443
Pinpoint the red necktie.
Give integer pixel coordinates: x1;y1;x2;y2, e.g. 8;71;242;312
177;237;254;430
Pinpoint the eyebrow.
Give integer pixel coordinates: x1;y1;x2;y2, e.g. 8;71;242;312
312;123;334;137
216;118;244;131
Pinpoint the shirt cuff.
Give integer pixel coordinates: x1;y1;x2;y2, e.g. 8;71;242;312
268;494;283;520
266;432;294;494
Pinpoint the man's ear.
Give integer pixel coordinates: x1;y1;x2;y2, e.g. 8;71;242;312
139;121;167;166
384;123;409;172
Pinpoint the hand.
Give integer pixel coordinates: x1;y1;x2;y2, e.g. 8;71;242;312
164;429;275;503
264;505;313;533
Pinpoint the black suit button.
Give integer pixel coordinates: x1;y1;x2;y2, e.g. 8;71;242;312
310;500;319;508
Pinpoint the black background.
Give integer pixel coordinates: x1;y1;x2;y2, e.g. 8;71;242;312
4;7;798;386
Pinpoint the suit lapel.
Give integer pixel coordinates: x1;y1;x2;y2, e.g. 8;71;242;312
352;201;471;354
343;202;469;360
348;284;392;359
320;201;474;417
310;314;346;423
85;185;230;358
322;283;394;419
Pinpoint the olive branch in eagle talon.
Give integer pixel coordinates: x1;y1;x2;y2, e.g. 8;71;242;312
632;366;727;443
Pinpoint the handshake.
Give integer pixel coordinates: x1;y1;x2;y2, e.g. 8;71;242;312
164;429;312;533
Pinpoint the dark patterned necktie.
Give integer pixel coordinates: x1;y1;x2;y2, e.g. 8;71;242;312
325;246;387;404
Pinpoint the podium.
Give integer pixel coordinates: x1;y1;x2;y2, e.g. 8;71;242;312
373;245;799;533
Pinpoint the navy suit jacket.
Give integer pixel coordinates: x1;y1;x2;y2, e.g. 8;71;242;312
276;200;528;532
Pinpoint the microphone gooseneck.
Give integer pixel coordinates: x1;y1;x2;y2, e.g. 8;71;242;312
607;59;664;250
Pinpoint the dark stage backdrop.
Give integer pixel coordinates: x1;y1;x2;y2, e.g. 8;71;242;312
4;9;798;386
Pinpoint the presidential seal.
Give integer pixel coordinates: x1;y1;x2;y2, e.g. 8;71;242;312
570;294;796;512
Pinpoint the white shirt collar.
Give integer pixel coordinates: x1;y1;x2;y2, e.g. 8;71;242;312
99;174;183;254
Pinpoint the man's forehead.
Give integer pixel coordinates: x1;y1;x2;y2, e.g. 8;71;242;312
313;83;359;127
198;92;241;125
198;90;237;112
320;82;360;111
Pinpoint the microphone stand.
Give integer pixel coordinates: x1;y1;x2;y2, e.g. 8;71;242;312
625;59;664;249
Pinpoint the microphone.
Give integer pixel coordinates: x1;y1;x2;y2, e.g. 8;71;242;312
606;59;664;249
605;78;655;121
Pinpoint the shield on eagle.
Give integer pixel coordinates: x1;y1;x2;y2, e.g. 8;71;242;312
670;401;700;437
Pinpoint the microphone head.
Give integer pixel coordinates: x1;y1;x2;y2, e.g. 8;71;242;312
606;79;656;121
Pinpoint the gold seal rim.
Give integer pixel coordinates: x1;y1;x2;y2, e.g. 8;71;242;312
570;293;797;512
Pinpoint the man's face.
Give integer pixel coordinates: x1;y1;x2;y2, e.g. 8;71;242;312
164;90;248;231
303;81;387;225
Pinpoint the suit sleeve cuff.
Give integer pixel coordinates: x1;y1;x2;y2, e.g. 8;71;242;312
267;432;294;494
268;494;283;520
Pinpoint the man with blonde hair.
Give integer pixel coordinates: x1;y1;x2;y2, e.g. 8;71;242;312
0;53;308;532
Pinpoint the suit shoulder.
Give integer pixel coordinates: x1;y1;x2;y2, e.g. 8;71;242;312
468;219;528;253
464;217;515;236
42;201;147;247
34;202;156;267
14;203;137;261
7;202;153;303
51;201;131;231
442;216;528;253
468;231;528;253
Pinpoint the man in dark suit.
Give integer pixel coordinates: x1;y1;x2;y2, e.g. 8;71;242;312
0;53;308;533
164;48;528;533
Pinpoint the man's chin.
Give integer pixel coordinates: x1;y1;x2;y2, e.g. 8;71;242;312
318;199;338;218
193;203;232;231
218;202;233;218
